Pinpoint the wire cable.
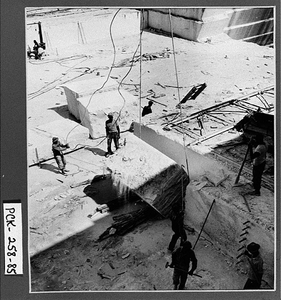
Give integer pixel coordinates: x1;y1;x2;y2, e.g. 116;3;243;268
28;55;91;100
64;8;121;144
65;8;144;152
168;9;189;211
138;10;144;139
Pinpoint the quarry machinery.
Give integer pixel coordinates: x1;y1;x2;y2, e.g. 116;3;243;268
27;21;46;59
27;21;46;49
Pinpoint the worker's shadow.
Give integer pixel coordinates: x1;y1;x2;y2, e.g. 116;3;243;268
84;147;107;157
39;163;61;174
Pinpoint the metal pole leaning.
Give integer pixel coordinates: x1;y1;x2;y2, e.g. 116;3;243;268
193;199;216;250
234;143;250;185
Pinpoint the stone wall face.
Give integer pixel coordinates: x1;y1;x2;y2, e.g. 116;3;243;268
141;7;274;46
62;87;80;120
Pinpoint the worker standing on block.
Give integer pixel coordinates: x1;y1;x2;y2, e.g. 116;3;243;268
243;242;264;289
52;137;70;175
248;133;267;196
171;241;197;290
142;100;153;117
168;203;187;251
105;112;120;157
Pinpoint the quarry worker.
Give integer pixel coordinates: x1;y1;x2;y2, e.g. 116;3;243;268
248;133;267;196
170;240;197;290
52;137;70;175
105;112;120;157
142;100;153;117
168;203;187;252
33;40;40;60
243;242;264;289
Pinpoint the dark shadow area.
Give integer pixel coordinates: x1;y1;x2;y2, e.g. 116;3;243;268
48;104;79;122
40;162;61;174
84;146;107;156
30;200;157;291
83;174;140;210
83;174;119;204
30;174;149;261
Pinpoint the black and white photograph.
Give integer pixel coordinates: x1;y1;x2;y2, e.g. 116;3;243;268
1;3;279;299
26;7;277;292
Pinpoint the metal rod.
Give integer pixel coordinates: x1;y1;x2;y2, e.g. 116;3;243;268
167;85;274;127
242;225;251;231
187;125;234;146
238;245;246;252
241;193;252;212
146;97;167;107
240;231;248;237
29;146;85;167
237;252;244;259
193;199;216;250
239;237;247;243
35;148;41;168
165;263;202;278
38;22;43;44
234;144;250;184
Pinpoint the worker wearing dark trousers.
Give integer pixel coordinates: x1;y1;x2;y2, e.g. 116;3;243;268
171;241;197;290
33;40;40;59
105;112;120;157
168;204;187;251
243;242;264;289
52;137;69;175
249;134;267;196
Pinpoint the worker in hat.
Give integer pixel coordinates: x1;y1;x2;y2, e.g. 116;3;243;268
248;133;267;196
168;203;187;252
105;112;120;157
170;240;197;290
52;137;70;175
142;100;153;117
243;242;264;289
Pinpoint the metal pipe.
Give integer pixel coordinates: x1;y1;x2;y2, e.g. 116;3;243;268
238;245;246;252
240;231;248;237
38;22;44;45
193;199;216;250
242;225;251;231
29;146;85;167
